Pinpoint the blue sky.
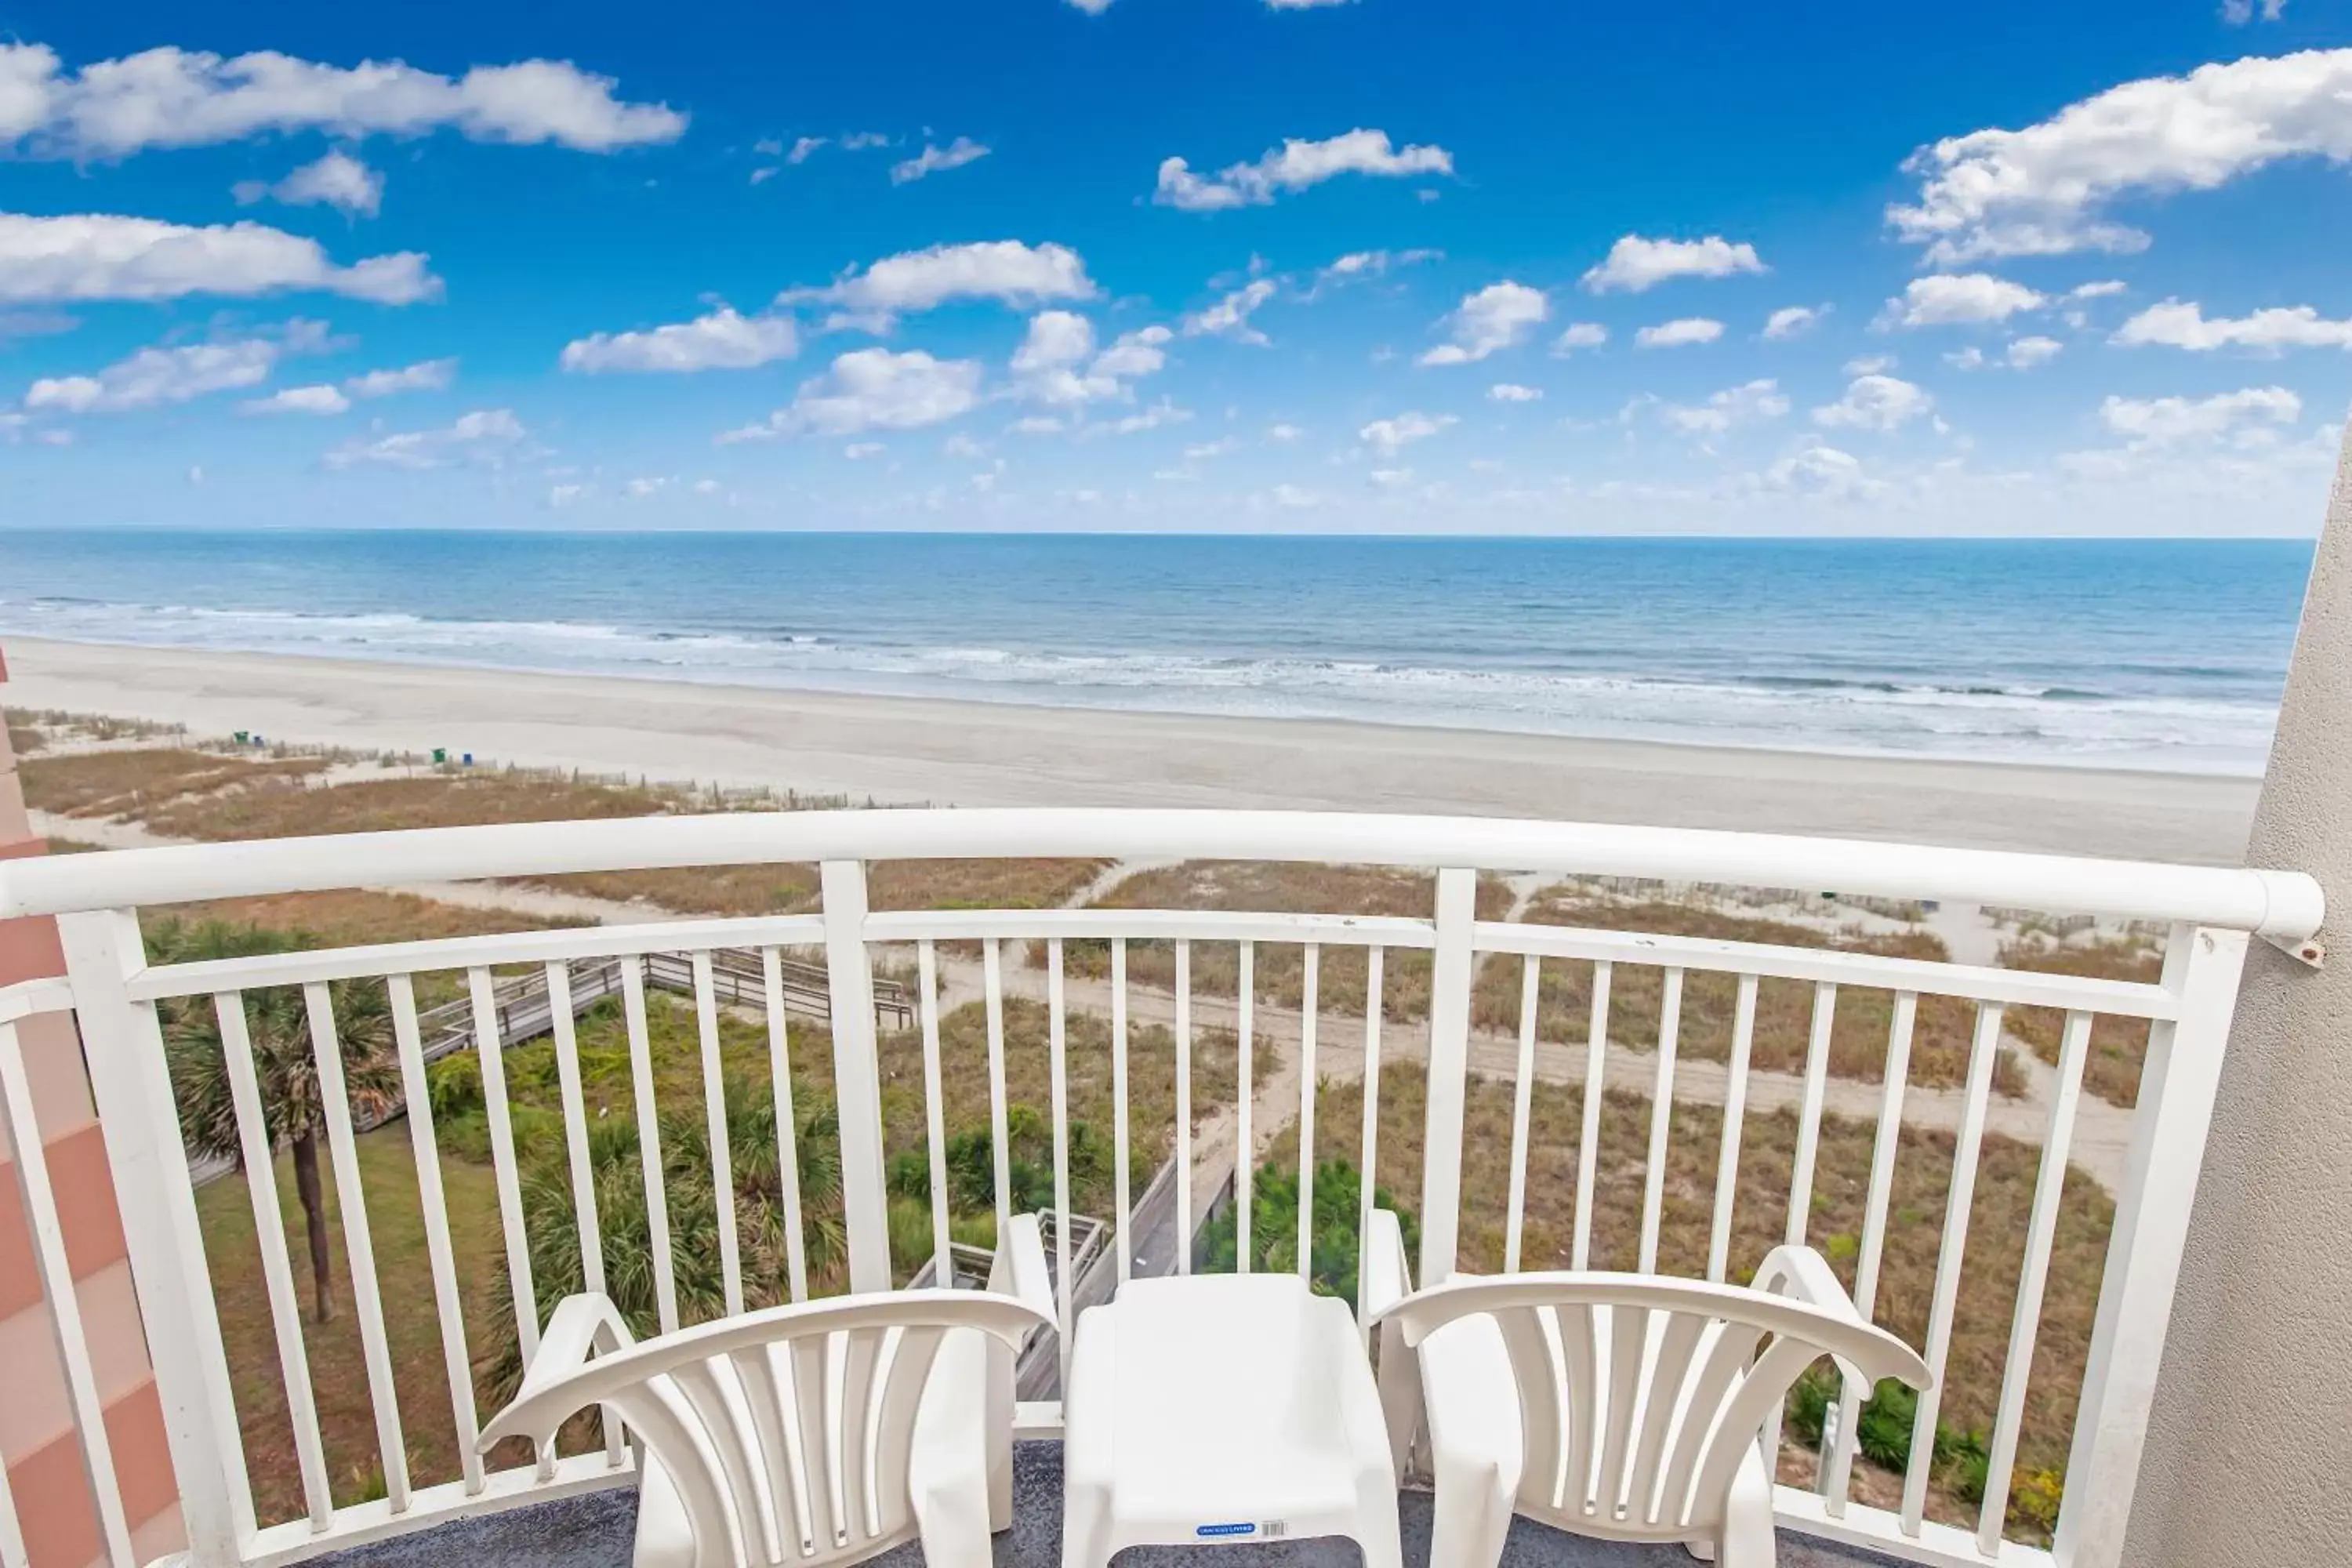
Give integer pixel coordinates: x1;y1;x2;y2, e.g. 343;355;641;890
4;0;2352;534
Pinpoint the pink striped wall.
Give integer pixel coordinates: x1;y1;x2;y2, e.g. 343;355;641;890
1;649;188;1568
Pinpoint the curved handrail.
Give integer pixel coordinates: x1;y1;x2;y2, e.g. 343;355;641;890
0;806;2321;939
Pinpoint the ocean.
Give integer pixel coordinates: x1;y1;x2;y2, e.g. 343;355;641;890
0;531;2312;775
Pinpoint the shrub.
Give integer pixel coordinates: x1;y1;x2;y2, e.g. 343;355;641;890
1196;1158;1416;1305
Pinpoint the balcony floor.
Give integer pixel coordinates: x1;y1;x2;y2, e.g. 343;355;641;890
308;1444;1912;1568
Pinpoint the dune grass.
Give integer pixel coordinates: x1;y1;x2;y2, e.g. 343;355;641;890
1999;936;2162;1107
1058;860;1514;1022
1473;894;2020;1094
1269;1062;2108;1534
20;747;329;818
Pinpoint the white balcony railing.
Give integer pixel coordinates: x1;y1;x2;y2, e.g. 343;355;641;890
0;810;2321;1568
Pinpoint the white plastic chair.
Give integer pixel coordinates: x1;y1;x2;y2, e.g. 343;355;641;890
478;1214;1058;1568
1363;1216;1929;1568
1060;1272;1403;1568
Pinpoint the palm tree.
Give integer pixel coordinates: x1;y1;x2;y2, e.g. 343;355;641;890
481;1076;848;1403
158;920;401;1323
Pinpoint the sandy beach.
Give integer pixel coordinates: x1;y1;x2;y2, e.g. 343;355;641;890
0;635;2259;863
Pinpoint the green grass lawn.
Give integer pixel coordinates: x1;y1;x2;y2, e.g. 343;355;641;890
197;1127;530;1526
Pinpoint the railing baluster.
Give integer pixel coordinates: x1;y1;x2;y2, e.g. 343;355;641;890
982;938;1011;1244
212;991;332;1525
1978;1008;2092;1554
1;1020;136;1568
1112;938;1132;1288
1826;990;1915;1514
1504;954;1541;1273
1418;868;1477;1283
818;859;890;1295
691;950;745;1317
1573;960;1611;1270
1048;938;1073;1391
303;981;410;1512
1901;1000;2005;1534
760;948;809;1304
546;964;605;1300
1638;967;1683;1274
619;959;678;1332
1296;943;1320;1284
468;965;541;1388
1356;946;1385;1334
1707;974;1759;1283
1236;940;1254;1275
916;941;952;1284
1175;939;1192;1276
1788;981;1838;1246
388;975;485;1494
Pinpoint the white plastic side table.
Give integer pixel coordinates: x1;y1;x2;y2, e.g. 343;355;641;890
1061;1272;1403;1568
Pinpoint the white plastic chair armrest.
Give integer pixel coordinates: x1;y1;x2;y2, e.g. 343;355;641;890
1414;1310;1523;1502
988;1212;1055;1338
1752;1244;1933;1391
1359;1207;1413;1320
477;1291;635;1450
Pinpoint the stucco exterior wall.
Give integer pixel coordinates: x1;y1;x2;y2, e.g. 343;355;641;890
2124;440;2352;1563
0;652;187;1568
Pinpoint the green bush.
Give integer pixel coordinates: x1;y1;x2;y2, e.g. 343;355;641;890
1196;1158;1416;1305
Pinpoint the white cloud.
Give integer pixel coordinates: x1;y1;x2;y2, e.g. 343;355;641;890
1267;0;1356;7
0;212;437;303
1268;483;1323;508
1096;399;1191;434
2221;0;2288;21
1314;248;1440;288
1634;317;1724;348
1661;378;1790;434
1359;410;1455;454
2005;335;2063;368
749;167;777;186
1419;280;1547;365
345;358;456;397
1267;421;1304;441
1010;311;1171;405
1489;383;1543;402
1763;443;1881;500
1181;278;1278;344
241;383;350;416
1762;304;1824;339
2100;385;2300;444
625;475;671;495
2069;279;2129;300
1065;0;1115;13
561;306;797;373
233;150;383;217
720;347;984;441
325;408;528;468
27;320;328;414
1889;49;2352;264
1152;128;1452;211
787;136;826;163
890;136;989;185
2113;297;2352;352
1813;373;1936;430
1581;234;1765;293
1552;321;1607;356
779;240;1095;325
241;354;456;414
1843;354;1896;376
1009;415;1065;434
1945;346;1988;371
1878;273;2044;328
0;42;684;159
843;442;884;459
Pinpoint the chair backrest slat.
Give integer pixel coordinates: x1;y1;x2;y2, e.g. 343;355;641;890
477;1289;1047;1568
1381;1252;1931;1544
1626;1309;1710;1526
